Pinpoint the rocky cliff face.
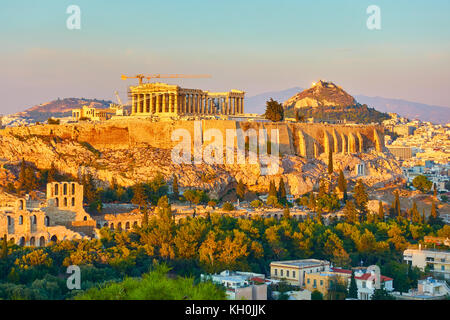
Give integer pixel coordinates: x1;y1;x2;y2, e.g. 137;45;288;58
0;127;403;198
283;80;357;109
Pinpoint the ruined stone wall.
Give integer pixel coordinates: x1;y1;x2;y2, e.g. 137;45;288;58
0;120;384;157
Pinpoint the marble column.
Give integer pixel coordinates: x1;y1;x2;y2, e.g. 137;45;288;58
169;94;174;113
175;94;179;114
156;94;161;113
149;94;154;113
144;94;148;113
132;94;136;114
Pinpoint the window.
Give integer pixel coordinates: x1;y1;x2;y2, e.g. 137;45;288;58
292;271;296;278
19;215;23;225
442;266;445;271
72;197;75;206
313;279;317;288
307;279;310;284
286;270;290;278
281;270;284;277
362;281;366;288
320;280;323;286
274;269;278;276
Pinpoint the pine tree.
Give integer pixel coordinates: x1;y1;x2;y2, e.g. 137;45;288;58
338;170;347;201
308;192;316;211
328;148;333;175
264;98;284;122
132;183;148;209
431;200;438;218
348;272;358;299
17;158;27;192
411;202;421;224
391;191;401;218
378;201;384;221
172;174;179;198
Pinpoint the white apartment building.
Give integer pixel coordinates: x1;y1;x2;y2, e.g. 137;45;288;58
404;247;450;280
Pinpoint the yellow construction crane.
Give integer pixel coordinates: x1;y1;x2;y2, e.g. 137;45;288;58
121;74;211;85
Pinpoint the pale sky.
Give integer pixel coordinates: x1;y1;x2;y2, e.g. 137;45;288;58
0;0;449;114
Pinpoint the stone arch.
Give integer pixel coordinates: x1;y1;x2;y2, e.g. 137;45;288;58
356;132;364;153
64;197;68;207
31;215;37;225
56;198;59;207
45;216;50;226
103;222;108;227
71;197;75;207
19;199;25;210
72;183;76;195
133;221;138;227
117;222;122;231
63;183;68;195
125;222;130;230
7;216;12;226
110;223;114;230
19;215;23;225
55;184;59;196
19;237;25;246
39;236;46;247
340;133;347;154
50;235;58;242
83;216;88;221
30;237;36;246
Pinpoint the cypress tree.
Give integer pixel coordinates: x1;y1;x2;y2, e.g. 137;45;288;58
354;180;368;215
172;174;179;198
236;179;246;200
278;178;287;203
328;148;333;175
431;200;438;218
17;158;27;192
269;180;277;198
348;272;358;299
378;201;384;221
338;170;347;201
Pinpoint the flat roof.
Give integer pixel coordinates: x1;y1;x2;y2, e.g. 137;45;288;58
270;259;328;268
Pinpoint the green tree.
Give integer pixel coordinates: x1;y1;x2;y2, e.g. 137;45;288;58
222;202;235;211
236;179;246;200
264;98;284;122
311;290;324;300
344;200;358;224
412;175;432;193
132;183;148;209
1;235;7;259
353;180;368;215
268;180;277;198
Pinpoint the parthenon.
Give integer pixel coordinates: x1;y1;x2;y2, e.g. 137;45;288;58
129;82;245;116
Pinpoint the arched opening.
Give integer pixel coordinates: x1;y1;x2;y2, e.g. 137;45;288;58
55;198;59;207
44;216;50;226
125;222;130;230
71;197;75;207
30;237;36;246
110;223;114;230
63;183;68;195
39;236;45;247
72;183;76;195
50;235;58;242
117;222;122;231
19;237;25;246
55;184;59;196
7;216;12;226
19;215;23;225
133;221;138;227
19;200;24;210
31;215;37;225
64;198;68;207
83;216;88;221
103;222;108;227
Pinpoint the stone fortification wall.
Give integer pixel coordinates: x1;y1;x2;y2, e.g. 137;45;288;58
0;119;384;157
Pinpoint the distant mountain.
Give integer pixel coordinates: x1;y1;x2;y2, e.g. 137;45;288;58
283;80;357;109
13;98;113;122
354;95;450;124
245;86;450;124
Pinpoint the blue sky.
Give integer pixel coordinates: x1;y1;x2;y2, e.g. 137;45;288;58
1;0;449;113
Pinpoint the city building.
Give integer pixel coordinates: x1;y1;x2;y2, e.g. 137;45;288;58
200;270;267;300
129;82;245;117
387;146;413;160
270;259;330;287
72;104;126;121
403;247;450;280
393;277;450;300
